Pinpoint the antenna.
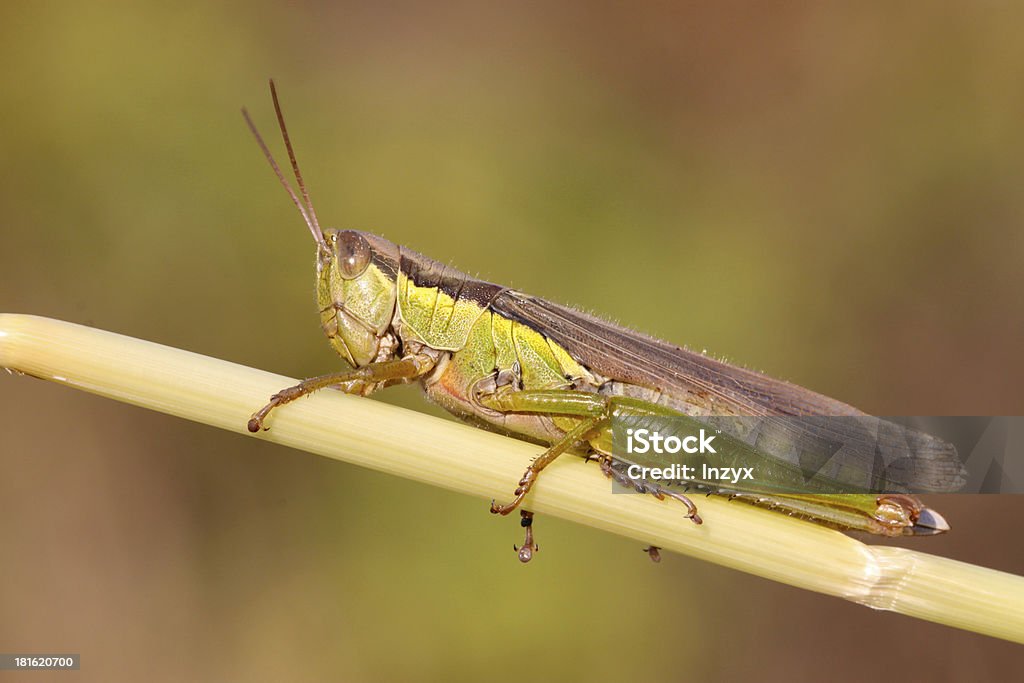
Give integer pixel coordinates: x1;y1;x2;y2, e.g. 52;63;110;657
241;79;328;251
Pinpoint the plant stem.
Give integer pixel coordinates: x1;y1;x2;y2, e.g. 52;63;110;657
2;313;1022;643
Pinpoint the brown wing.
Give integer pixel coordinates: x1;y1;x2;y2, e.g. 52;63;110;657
490;290;966;492
491;290;861;417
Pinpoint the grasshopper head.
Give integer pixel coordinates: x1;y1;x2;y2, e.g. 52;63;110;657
316;229;400;367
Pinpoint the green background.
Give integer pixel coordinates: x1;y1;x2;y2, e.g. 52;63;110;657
2;2;1022;680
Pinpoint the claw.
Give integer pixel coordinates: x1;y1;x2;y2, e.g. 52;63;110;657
512;511;538;563
490;470;536;515
490;497;522;516
663;490;703;524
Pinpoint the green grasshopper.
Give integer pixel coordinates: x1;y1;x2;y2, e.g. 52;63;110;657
243;82;965;561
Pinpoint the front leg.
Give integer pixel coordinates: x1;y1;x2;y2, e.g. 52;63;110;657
247;356;432;432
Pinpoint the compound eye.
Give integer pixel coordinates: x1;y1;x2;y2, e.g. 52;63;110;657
334;230;371;279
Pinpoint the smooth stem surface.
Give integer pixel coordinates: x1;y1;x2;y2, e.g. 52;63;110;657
2;313;1023;643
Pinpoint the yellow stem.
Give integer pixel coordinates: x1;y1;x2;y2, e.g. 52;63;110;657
2;313;1022;643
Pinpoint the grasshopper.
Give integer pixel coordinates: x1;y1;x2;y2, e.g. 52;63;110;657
243;82;964;562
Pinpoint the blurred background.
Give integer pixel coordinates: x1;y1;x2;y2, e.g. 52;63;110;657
2;2;1023;680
